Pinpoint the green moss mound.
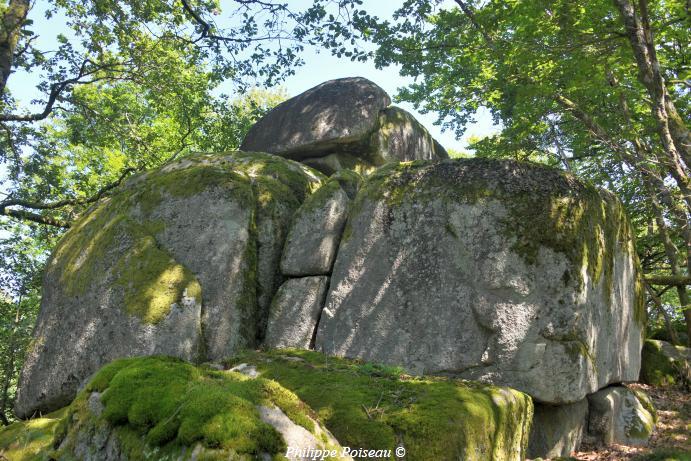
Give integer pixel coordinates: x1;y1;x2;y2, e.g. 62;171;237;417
52;355;315;459
5;352;533;461
640;339;688;387
230;349;533;461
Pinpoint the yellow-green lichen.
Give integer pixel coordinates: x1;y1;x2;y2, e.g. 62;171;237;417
54;209;202;325
114;226;202;324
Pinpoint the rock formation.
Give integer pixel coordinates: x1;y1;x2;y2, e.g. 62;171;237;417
528;399;588;459
14;152;324;418
13;77;649;459
240;77;448;174
586;385;657;447
315;159;644;404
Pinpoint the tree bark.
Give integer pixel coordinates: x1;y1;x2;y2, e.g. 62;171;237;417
645;274;691;286
613;0;691;168
646;283;681;345
0;0;30;95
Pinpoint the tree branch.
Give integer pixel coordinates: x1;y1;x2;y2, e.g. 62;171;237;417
454;0;495;46
0;167;136;228
1;208;70;228
179;0;285;45
0;60;132;122
645;274;691;286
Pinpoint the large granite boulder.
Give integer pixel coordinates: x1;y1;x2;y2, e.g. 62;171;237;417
241;77;391;159
315;159;644;404
281;177;351;276
370;106;448;164
240;77;448;174
587;386;656;447
15;152;323;419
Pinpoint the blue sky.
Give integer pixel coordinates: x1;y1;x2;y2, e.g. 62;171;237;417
7;0;498;153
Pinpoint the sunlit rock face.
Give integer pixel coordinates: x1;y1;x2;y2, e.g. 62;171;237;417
281;176;351;276
240;77;447;175
315;159;644;404
14;152;323;419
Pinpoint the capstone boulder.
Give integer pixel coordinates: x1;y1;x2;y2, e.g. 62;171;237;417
240;77;448;174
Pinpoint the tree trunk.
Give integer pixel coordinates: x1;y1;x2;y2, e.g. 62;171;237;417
613;0;691;168
0;0;30;95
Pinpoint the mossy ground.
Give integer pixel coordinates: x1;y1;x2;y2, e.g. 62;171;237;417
0;408;66;461
51;355;316;460
229;349;533;461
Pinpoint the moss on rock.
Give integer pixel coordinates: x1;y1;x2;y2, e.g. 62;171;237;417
639;339;688;387
230;349;533;461
48;151;323;327
52;356;310;459
6;352;533;461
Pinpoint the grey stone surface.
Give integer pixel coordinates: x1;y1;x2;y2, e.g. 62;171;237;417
240;78;448;175
258;405;351;461
369;106;447;166
230;363;260;378
301;152;375;176
264;276;330;349
15;214;206;419
15;152;323;419
241;77;391;159
528;399;588;458
281;180;350;276
587;386;656;447
329;169;363;200
315;159;644;404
